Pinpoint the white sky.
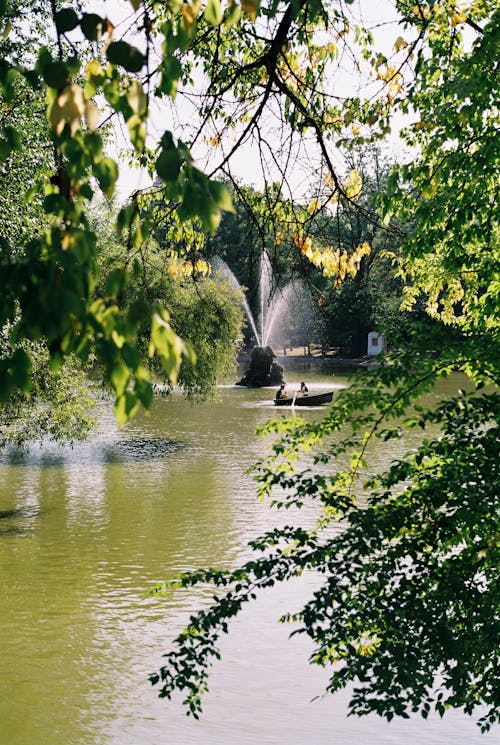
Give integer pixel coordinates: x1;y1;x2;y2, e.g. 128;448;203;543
87;0;412;200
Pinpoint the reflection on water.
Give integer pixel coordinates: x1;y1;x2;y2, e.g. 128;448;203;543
0;371;497;745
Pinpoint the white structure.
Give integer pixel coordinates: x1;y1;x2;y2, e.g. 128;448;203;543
367;331;385;357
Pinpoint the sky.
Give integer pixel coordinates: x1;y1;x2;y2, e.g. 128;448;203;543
87;0;412;201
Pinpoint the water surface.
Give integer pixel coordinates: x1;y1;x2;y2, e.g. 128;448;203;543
0;369;497;744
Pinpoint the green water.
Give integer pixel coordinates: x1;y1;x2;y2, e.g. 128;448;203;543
0;369;497;744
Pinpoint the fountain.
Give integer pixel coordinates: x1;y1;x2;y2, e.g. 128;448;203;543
213;254;316;387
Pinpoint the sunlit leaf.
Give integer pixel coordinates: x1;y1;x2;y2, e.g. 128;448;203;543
208;181;235;213
110;360;131;397
181;1;201;33
114;391;139;426
84;100;99;131
48;84;86;135
204;0;223;26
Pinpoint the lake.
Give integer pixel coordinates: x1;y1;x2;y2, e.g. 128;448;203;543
0;367;497;744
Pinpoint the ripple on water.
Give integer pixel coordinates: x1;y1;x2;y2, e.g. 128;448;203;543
0;436;184;469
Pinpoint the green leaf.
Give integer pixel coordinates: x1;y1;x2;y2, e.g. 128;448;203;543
121;343;142;371
106;41;145;73
158;55;182;97
114;391;139;426
135;377;153;409
55;8;80;33
110;360;131;396
127;114;146;152
198;202;222;232
80;13;104;41
204;0;223;26
128;299;150;325
224;2;241;28
106;268;128;297
43;194;70;217
208;180;235;213
12;349;32;394
94;157;119;198
42;61;71;90
149;309;189;384
0;124;20;162
156;146;182;181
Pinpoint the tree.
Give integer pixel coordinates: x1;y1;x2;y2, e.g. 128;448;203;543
0;0;402;417
91;195;244;400
144;1;499;732
0;37;98;445
0;335;97;447
0;0;498;730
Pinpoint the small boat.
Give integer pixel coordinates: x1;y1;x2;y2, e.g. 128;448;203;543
274;391;334;407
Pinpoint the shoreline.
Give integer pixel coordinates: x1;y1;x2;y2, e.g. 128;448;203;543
237;349;379;372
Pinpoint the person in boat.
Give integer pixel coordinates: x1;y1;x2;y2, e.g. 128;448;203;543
298;381;309;396
276;383;288;400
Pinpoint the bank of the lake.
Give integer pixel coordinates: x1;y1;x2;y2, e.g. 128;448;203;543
0;369;497;745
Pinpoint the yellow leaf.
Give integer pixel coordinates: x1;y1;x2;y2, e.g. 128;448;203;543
241;0;259;21
181;1;201;33
195;259;210;276
127;80;147;116
413;121;433;130
451;11;467;27
394;36;407;52
310;249;322;266
307;198;322;213
48;84;86;136
343;168;362;199
412;4;429;20
85;100;100;131
86;59;104;78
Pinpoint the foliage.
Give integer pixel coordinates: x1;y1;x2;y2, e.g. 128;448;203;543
388;2;500;333
0;0;413;419
0;0;498;730
205;162;405;354
158;277;244;398
0;335;97;447
91;197;244;399
149;331;499;730
145;0;500;732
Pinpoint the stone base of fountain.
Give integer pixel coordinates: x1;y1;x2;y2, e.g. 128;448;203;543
236;345;284;388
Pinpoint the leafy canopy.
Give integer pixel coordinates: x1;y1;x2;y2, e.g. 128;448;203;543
0;0;498;730
144;0;497;732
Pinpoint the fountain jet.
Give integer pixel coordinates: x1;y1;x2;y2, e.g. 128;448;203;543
213;254;316;386
213;253;312;349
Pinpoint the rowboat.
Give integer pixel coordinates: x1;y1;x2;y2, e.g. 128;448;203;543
274;391;334;407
